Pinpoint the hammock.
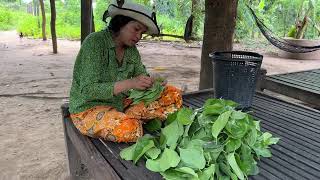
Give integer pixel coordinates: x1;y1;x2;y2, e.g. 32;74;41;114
247;6;320;53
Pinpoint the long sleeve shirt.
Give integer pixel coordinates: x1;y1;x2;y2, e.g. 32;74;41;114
69;29;148;114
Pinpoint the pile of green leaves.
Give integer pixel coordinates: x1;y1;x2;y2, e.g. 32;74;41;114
120;98;279;180
128;78;165;105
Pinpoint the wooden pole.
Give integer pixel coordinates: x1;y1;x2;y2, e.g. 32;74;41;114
50;0;57;53
39;0;47;40
81;0;93;44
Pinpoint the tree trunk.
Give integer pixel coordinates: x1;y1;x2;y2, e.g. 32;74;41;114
81;0;93;44
33;0;40;29
199;0;238;90
39;0;47;40
32;0;36;16
296;16;308;39
50;0;57;53
191;0;201;38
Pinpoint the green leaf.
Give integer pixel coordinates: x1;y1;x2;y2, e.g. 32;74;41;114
186;139;206;149
128;89;145;99
129;80;164;105
192;128;208;140
248;163;259;176
177;108;194;125
225;138;241;152
269;137;280;145
175;167;198;177
132;135;155;164
179;147;206;170
225;117;248;139
160;167;198;180
212;111;232;139
253;120;260;131
261;132;280;145
198;164;215;180
224;100;239;108
179;137;191;149
146;148;180;172
144;118;162;132
253;148;272;158
145;147;161;160
183;124;192;137
120;135;155;164
238;144;256;175
245;128;257;147
197;114;218;127
188;118;201;137
262;132;272;141
162;120;184;148
231;111;246;120
166;111;178;125
204;103;225;115
219;162;237;180
203;141;224;154
120;144;136;161
226;153;245;180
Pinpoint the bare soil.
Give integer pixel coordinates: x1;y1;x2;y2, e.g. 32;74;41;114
1;30;320;179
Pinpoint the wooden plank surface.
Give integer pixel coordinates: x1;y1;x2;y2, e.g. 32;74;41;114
62;88;320;180
183;90;320;180
263;69;320;108
62;108;121;180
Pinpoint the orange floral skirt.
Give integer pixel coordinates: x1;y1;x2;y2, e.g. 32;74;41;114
70;85;182;143
70;106;143;143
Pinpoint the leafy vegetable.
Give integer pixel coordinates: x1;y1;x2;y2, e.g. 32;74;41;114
144;118;162;132
128;78;165;105
120;98;279;180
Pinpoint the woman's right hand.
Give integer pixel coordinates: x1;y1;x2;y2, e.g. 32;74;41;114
129;75;154;90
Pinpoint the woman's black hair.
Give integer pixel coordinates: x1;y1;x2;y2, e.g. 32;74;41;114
108;15;135;34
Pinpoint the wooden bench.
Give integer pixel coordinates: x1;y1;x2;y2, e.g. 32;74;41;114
260;69;320;108
62;90;320;180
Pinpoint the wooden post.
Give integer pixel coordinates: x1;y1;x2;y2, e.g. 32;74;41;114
81;0;93;44
50;0;57;53
39;0;47;40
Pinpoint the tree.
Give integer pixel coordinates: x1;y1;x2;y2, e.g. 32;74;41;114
39;0;46;40
50;0;57;53
199;0;239;90
33;0;40;29
191;0;204;38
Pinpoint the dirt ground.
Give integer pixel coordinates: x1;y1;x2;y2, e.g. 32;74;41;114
1;30;320;180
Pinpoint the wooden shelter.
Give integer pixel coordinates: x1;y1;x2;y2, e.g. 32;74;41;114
81;0;94;43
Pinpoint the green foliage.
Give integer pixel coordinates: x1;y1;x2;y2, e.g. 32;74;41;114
238;0;320;40
0;6;16;30
120;98;279;180
17;14;41;38
1;0;319;41
94;0;110;31
157;14;185;35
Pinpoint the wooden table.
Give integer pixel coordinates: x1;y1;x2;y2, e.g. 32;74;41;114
262;69;320;108
62;90;320;180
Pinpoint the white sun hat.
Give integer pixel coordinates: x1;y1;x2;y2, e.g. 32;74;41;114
105;0;160;35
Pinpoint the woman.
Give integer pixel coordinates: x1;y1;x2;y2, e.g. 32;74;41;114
69;0;181;143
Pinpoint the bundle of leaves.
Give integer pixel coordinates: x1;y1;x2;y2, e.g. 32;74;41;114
120;98;279;180
128;78;165;105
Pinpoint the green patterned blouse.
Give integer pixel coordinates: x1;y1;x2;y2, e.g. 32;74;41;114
69;29;148;114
